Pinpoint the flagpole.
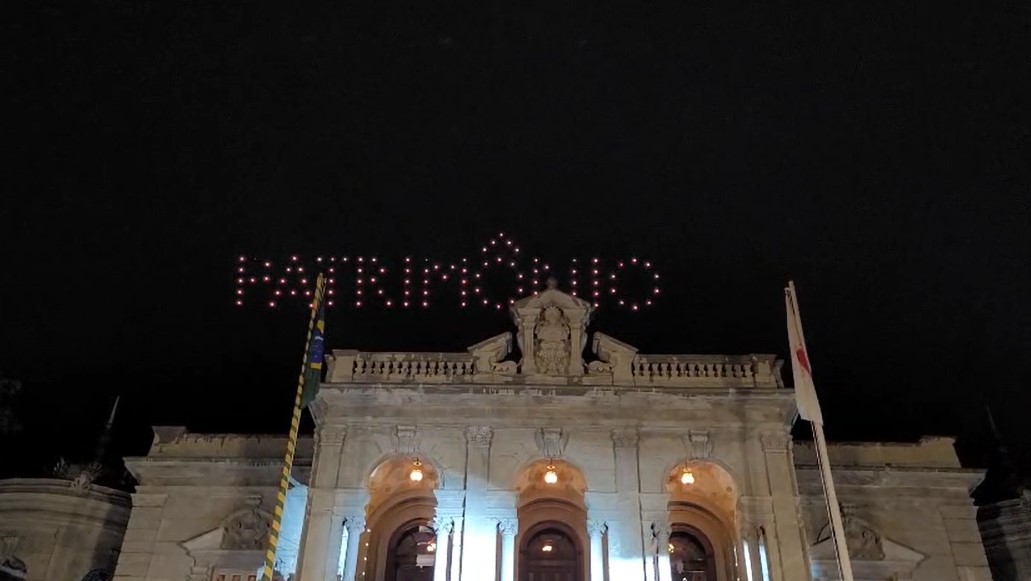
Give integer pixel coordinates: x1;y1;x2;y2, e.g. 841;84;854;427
261;273;327;581
785;282;854;581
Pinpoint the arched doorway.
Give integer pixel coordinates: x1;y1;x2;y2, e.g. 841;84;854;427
384;523;436;581
520;524;582;581
668;527;717;581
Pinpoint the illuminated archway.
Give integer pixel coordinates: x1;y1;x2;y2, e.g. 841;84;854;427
514;459;589;581
663;460;739;581
365;456;441;581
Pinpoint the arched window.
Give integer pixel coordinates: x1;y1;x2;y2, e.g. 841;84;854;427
668;528;717;581
385;524;436;581
520;526;580;581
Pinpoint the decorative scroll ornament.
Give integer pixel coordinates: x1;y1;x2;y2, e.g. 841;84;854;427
611;428;639;448
840;505;885;561
497;519;518;536
344;515;367;533
465;425;493;447
684;430;713;459
221;509;272;550
396;425;418;455
535;428;569;458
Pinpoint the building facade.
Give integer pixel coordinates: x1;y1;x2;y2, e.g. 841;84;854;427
108;288;992;581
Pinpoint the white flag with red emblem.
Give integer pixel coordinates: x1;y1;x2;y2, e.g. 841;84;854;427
785;282;824;425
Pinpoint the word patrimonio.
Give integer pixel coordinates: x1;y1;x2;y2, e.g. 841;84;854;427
233;233;662;312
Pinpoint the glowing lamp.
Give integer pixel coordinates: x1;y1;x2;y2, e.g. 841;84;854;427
544;463;558;484
409;459;424;482
680;469;695;485
542;543;553;552
426;541;436;553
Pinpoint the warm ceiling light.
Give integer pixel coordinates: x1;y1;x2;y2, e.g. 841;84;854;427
544;463;558;484
680;469;695;485
542;542;553;552
410;459;424;482
668;542;675;554
426;541;436;553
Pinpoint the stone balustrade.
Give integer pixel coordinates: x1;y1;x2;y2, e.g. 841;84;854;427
324;349;782;389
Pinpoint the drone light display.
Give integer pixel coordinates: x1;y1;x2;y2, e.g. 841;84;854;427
234;233;662;312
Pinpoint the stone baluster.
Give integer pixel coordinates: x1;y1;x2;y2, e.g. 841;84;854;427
432;516;454;581
341;515;366;581
587;520;607;581
498;519;518;581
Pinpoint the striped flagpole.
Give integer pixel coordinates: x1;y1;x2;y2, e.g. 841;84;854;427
261;273;327;581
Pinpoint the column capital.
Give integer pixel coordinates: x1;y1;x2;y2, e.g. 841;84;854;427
760;430;792;452
318;427;347;446
611;428;639;448
344;514;366;533
433;515;455;533
465;425;493;447
587;520;607;538
497;518;518;536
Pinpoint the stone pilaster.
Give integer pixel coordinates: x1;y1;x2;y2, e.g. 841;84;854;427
587;520;606;581
432;515;454;581
112;492;167;581
760;430;811;581
498;519;517;581
296;488;338;581
611;428;646;581
341;514;366;581
461;426;495;581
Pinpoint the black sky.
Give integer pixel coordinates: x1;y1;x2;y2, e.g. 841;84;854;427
3;1;1030;487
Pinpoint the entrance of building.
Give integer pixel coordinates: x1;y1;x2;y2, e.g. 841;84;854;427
520;525;581;581
668;527;717;581
385;524;436;581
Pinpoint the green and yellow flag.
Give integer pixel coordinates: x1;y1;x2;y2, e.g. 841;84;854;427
301;299;326;408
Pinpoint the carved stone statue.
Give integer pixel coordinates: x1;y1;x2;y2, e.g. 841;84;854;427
221;510;271;550
534;306;571;375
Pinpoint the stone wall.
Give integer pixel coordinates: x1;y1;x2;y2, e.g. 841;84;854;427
113;430;312;581
978;490;1031;581
0;478;131;581
795;438;991;581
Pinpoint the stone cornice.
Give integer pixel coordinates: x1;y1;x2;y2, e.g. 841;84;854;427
317;387;795;427
0;478;132;507
795;464;984;490
125;457;312;487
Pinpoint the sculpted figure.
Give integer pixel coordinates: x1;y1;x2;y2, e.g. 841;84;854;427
534;306;570;374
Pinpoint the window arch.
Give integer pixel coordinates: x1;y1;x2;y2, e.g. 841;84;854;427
668;527;717;581
519;523;582;581
384;522;436;581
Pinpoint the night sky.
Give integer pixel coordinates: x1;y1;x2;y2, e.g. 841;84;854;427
4;1;1029;494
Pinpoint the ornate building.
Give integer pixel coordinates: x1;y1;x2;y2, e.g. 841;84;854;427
106;287;991;581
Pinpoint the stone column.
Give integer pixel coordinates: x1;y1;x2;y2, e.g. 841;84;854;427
449;516;464;581
740;524;763;581
655;525;672;581
610;428;646;581
297;490;335;581
498;519;518;581
461;426;495;580
341;515;366;581
432;516;454;581
588;520;607;581
760;431;811;581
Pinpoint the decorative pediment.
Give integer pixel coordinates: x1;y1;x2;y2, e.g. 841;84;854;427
511;282;594;377
180;508;274;554
809;514;925;580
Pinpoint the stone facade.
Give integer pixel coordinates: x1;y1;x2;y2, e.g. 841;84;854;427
978;490;1031;581
102;288;992;581
0;477;131;581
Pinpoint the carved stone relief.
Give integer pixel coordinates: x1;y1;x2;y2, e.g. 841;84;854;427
535;428;569;458
221;509;271;550
534;306;572;375
465;425;493;447
684;430;713;459
611;429;639;449
395;425;418;455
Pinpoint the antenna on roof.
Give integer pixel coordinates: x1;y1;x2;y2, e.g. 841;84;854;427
93;396;120;463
